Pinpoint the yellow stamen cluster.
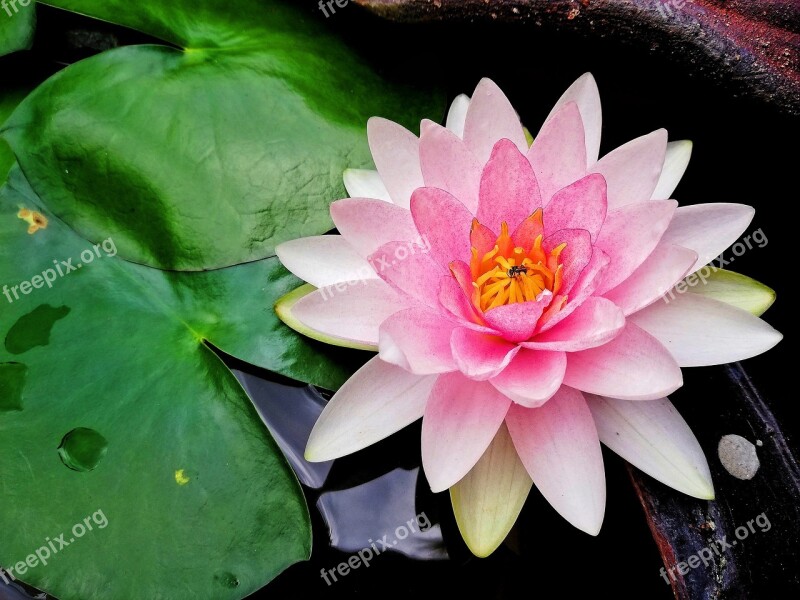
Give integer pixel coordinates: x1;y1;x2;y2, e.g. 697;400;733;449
469;216;565;312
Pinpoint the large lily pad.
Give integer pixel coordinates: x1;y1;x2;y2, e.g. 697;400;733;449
0;162;370;599
1;0;443;270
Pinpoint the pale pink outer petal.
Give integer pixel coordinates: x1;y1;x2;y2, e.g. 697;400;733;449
523;297;625;352
451;328;520;381
659;203;755;274
506;387;606;535
603;244;698;315
369;240;445;308
489;348;566;407
563;322;683;400
419;123;483;213
378;308;458;374
421;373;512;492
291;279;408;347
651;140;692;200
305;357;437;461
528;102;588;203
411;187;475;267
477;139;542;233
543;173;607;241
589;129;668;209
544;72;602;164
463;78;528;163
342;168;392;203
593;199;677;295
450;423;532;557
367;117;424;208
628;293;782;367
482;290;552;342
331;198;419;257
585;394;714;499
446;93;470;138
276;235;377;288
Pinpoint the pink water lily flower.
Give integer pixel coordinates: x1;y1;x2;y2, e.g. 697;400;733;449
276;74;781;556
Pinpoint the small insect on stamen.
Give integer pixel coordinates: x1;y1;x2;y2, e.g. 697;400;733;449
507;265;528;278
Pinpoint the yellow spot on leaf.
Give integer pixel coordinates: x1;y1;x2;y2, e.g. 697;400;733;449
174;469;190;485
18;208;48;235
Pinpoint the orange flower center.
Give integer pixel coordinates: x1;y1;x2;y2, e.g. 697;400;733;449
469;209;565;312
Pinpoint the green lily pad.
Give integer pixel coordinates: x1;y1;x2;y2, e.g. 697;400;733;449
1;0;443;271
0;164;369;599
0;86;32;183
0;0;34;57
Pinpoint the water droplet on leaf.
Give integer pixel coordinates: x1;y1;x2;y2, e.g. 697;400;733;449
58;427;108;472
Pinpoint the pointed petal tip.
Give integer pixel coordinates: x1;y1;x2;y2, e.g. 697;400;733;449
427;478;452;495
582;518;604;537
303;437;337;463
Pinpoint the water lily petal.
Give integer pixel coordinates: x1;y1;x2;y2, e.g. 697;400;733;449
564;322;682;400
275;284;375;351
629;293;782;366
489;348;566;407
585;394;714;499
506;387;605;535
343;168;392;203
422;373;511;492
446;93;470;138
538;249;610;332
379;307;459;374
420;122;482;213
450;424;532;557
589;129;668;209
276;235;377;288
411;187;475;266
367;117;423;208
603;244;698;315
524;297;625;351
660;203;755;274
594;199;677;294
369;240;445;307
289;279;407;348
463;78;527;163
305;357;437;461
439;274;486;326
544;72;602;164
651;140;692;200
331;198;420;257
482;290;552;342
477;139;542;233
685;269;776;317
545;228;593;294
528;102;587;202
543;173;607;241
451;328;520;380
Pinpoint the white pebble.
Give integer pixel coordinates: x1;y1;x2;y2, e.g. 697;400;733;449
718;434;760;480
